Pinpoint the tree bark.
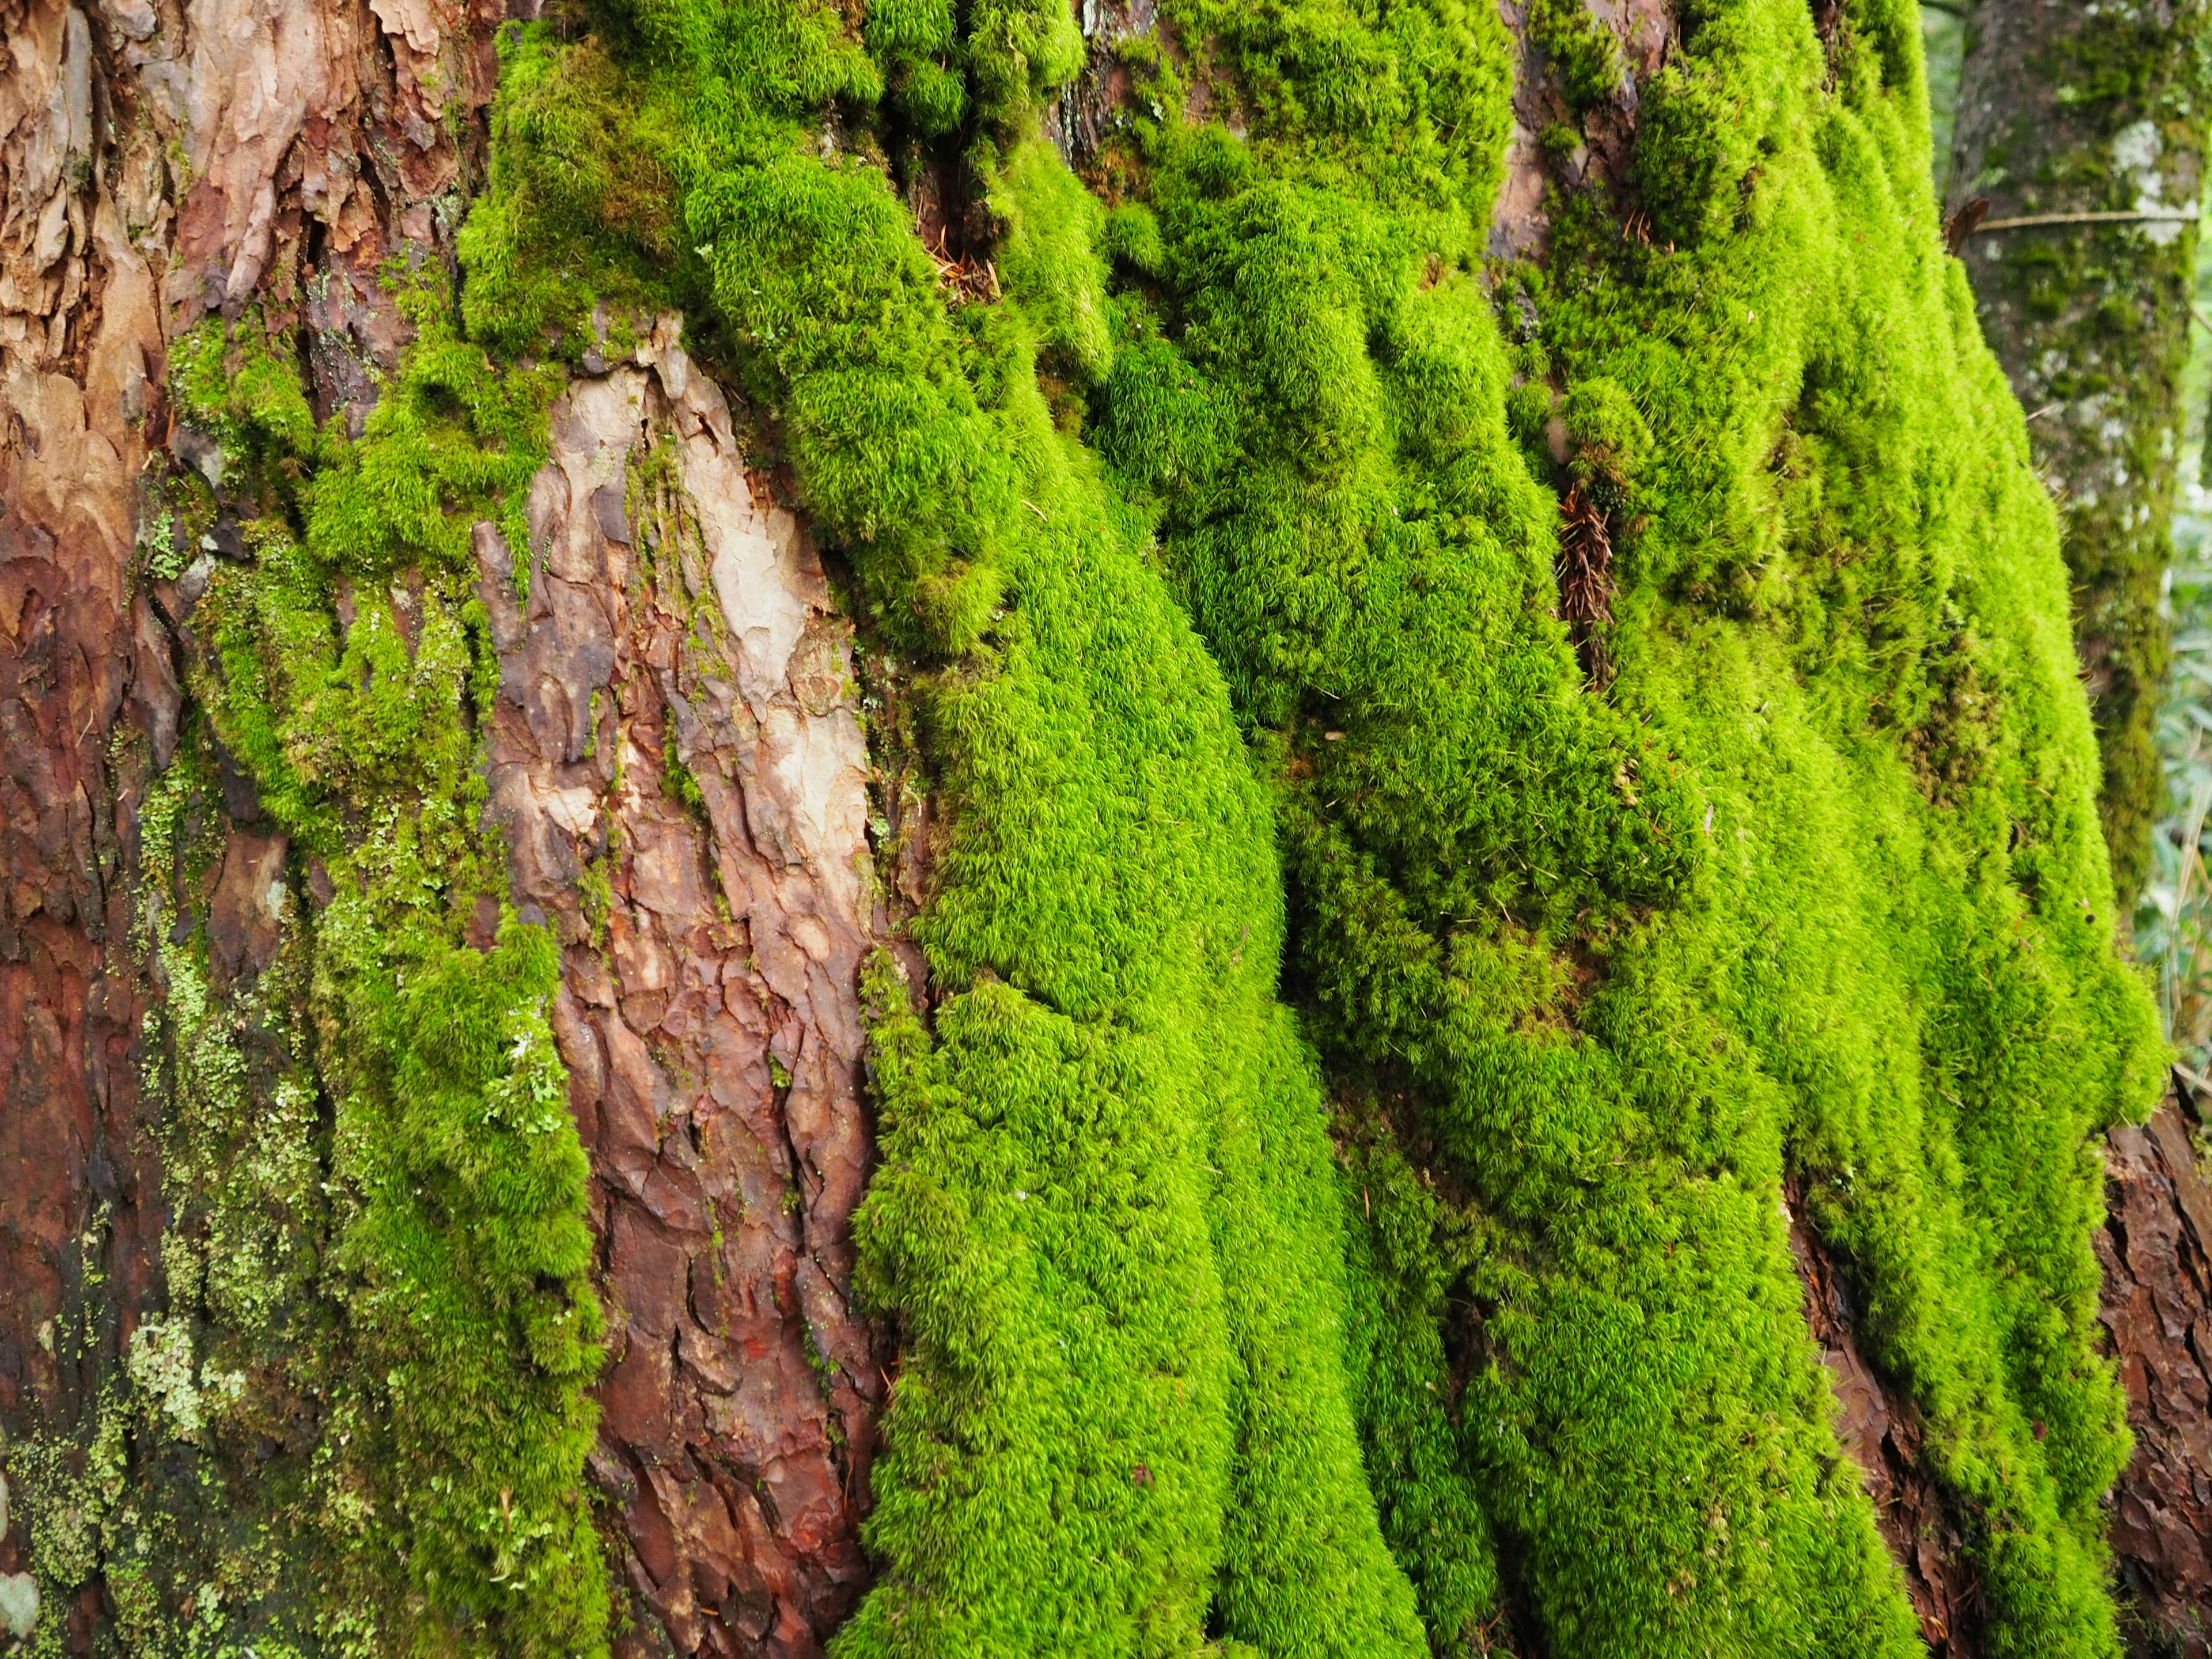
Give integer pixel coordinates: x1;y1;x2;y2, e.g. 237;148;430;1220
1;3;884;1653
2097;1078;2212;1659
479;335;887;1656
1948;0;2212;908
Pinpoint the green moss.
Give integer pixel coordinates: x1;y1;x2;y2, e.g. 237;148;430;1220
444;0;2166;1649
462;6;1435;1650
1530;0;1624;111
1085;0;2157;1649
52;275;605;1654
170;312;321;493
207;286;605;1651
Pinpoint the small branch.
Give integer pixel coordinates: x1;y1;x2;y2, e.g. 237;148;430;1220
1970;208;2201;233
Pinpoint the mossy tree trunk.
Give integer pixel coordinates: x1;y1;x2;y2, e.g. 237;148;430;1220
0;0;2207;1656
1;2;881;1652
1946;0;2212;910
1946;6;2212;1649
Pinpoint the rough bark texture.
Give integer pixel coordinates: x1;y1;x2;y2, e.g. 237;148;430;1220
0;0;515;1642
2;0;199;1634
478;325;887;1658
1948;0;2212;907
2099;1081;2212;1659
0;2;887;1651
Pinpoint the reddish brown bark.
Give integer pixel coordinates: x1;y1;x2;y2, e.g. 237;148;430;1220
2;2;888;1650
2;0;183;1605
478;328;887;1657
1787;1192;1984;1657
2098;1083;2212;1658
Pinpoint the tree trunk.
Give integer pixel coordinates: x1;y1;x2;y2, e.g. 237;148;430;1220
1;3;881;1653
1948;7;2212;1651
1946;0;2212;909
0;0;2199;1655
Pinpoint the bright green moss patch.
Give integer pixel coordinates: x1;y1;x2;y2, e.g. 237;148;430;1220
454;0;2165;1650
85;0;2165;1648
467;4;1431;1651
1082;0;2160;1653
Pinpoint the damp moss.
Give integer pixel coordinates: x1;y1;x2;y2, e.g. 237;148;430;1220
70;0;2165;1650
1081;0;2160;1649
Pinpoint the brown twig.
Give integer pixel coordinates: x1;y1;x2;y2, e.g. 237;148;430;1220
926;228;1000;304
1971;207;2200;232
1557;483;1615;688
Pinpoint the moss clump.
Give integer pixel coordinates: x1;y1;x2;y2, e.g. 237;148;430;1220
79;0;2161;1649
1082;0;2158;1649
467;5;1430;1652
1529;0;1625;111
450;0;2163;1649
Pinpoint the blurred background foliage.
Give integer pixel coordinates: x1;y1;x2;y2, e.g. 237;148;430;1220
2134;229;2212;1081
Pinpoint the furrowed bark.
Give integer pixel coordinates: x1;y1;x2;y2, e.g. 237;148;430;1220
478;326;887;1657
2098;1081;2212;1659
2;0;218;1635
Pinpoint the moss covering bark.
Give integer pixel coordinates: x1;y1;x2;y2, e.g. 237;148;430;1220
18;0;2171;1650
10;283;607;1656
454;0;2161;1651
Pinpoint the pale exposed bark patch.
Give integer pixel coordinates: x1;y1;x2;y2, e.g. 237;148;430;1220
479;319;883;1659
